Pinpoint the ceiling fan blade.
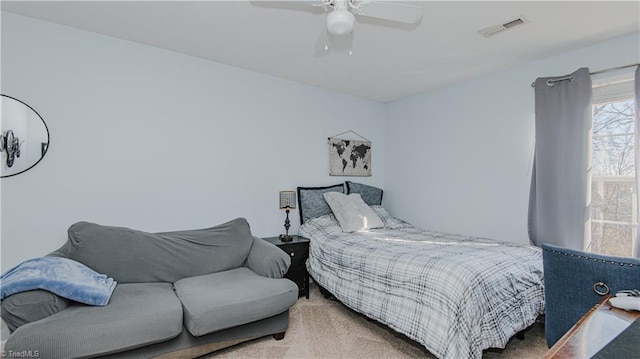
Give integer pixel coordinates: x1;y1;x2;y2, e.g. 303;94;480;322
312;0;333;9
249;0;326;14
353;1;423;23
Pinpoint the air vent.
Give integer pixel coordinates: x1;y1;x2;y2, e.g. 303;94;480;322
478;16;529;38
503;18;525;29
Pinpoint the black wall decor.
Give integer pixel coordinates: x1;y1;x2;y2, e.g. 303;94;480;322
1;94;50;178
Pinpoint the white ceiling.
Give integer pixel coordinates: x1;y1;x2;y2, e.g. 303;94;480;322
2;1;639;102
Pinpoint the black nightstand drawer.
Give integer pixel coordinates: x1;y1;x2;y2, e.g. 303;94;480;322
279;242;308;265
263;235;310;299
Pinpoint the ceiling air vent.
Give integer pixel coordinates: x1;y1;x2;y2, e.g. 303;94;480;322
478;16;529;38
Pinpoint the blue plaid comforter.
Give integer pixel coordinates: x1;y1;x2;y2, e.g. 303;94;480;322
300;206;544;359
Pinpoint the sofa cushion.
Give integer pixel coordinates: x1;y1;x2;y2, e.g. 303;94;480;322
1;290;71;332
174;267;298;337
4;283;182;358
50;218;253;283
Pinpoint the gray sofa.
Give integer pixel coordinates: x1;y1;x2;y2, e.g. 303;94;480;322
1;218;299;358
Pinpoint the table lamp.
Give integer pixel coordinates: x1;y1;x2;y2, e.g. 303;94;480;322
279;191;296;242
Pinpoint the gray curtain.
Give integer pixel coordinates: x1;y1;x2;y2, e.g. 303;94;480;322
529;68;592;249
634;66;640;258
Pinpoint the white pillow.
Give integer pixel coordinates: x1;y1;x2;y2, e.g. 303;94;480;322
323;192;384;233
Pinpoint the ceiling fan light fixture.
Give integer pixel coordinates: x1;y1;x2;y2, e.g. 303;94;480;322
326;9;355;36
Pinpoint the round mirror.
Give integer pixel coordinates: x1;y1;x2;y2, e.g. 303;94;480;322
1;94;50;178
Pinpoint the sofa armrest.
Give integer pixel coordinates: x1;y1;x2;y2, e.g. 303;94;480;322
245;236;291;278
1;290;72;332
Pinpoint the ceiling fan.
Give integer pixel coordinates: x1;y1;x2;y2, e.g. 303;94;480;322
252;0;423;55
313;0;424;36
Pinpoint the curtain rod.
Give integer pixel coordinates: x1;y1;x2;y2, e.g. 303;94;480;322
530;63;640;87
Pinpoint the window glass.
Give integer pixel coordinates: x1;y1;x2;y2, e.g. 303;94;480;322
589;87;636;256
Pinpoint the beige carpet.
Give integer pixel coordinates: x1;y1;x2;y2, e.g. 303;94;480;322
206;284;548;358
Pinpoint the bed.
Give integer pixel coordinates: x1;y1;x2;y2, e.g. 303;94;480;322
297;183;545;359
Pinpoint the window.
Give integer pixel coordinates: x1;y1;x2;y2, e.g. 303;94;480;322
588;75;636;257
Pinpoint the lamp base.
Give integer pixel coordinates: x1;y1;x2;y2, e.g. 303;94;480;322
279;234;293;242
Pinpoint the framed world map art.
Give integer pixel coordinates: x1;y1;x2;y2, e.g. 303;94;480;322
328;137;372;176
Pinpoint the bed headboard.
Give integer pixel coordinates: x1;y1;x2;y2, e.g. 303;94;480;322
297;184;345;225
297;182;384;225
345;181;383;206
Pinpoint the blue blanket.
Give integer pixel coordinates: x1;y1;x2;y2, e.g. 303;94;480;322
0;257;117;306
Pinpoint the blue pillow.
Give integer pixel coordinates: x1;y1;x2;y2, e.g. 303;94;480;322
346;181;383;206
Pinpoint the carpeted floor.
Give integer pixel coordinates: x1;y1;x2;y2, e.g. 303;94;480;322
207;284;548;358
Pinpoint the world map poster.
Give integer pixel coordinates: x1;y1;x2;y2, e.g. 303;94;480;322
329;138;372;176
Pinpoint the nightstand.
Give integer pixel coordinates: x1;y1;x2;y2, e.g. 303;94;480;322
263;235;310;299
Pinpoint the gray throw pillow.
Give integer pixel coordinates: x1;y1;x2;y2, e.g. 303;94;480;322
1;290;71;332
345;181;383;206
297;184;345;224
50;218;254;283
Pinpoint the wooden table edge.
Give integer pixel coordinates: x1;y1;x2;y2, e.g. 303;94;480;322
543;296;610;359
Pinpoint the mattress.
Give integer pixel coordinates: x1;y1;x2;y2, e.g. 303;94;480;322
300;206;544;359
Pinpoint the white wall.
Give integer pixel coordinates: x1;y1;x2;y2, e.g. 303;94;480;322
384;32;640;245
2;12;638;272
0;13;386;271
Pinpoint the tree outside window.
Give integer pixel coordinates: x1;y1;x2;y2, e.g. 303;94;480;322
590;98;636;256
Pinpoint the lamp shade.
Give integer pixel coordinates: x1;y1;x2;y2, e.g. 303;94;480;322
279;191;296;209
